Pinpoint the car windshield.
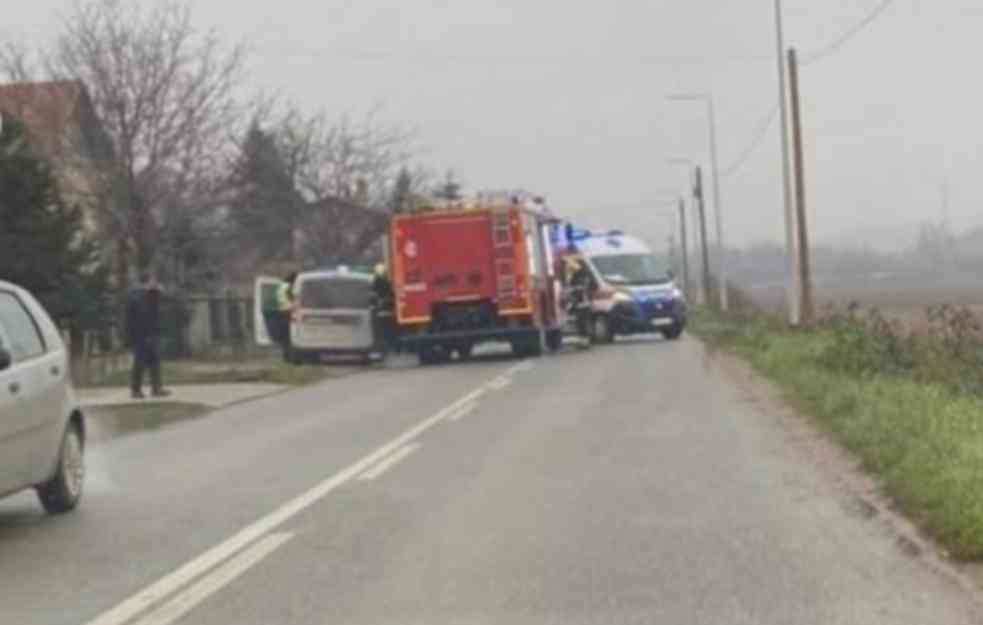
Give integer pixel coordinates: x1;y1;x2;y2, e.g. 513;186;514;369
300;278;372;309
590;254;669;286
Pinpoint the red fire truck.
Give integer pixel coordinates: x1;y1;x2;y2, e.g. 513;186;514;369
388;193;565;364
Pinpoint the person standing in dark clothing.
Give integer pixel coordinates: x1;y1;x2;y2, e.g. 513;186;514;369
371;263;395;354
127;274;170;399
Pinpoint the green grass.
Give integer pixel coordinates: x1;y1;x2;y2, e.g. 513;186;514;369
85;359;348;388
691;308;983;561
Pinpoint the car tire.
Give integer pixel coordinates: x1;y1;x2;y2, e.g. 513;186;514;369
37;422;84;515
419;346;448;366
661;325;684;341
512;335;543;358
591;314;614;345
456;343;474;361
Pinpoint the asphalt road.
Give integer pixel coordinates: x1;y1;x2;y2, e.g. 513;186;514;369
1;336;982;624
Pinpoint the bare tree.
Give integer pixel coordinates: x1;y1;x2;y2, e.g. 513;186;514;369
0;38;35;82
45;0;248;281
235;104;417;265
289;107;415;206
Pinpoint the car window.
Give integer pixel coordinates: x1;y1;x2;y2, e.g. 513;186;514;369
300;278;372;309
0;291;46;362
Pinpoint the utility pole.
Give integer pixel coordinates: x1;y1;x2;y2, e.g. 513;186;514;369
667;232;677;277
788;48;814;324
706;97;728;312
940;179;952;279
694;166;712;307
678;197;690;299
774;0;800;326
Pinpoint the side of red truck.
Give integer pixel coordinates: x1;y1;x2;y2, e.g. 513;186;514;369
388;198;565;364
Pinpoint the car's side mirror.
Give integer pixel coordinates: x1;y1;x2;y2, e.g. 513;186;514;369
0;347;11;372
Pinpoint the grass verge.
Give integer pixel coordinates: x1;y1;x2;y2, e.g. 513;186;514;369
85;359;349;388
691;308;983;561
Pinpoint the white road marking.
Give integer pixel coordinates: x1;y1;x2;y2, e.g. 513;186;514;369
131;533;293;625
83;364;523;625
488;376;512;390
505;359;535;376
358;443;420;481
512;361;535;374
446;401;478;422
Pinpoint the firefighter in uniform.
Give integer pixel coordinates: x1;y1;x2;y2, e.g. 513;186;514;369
372;263;396;354
564;256;593;339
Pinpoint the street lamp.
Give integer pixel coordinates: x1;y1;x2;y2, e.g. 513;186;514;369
667;93;728;312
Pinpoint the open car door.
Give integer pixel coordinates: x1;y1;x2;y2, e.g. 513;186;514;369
254;276;281;346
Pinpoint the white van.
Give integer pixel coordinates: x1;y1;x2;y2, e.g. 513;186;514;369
573;231;687;343
255;268;380;364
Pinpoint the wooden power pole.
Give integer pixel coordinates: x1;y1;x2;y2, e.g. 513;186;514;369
694;166;712;307
788;47;814;324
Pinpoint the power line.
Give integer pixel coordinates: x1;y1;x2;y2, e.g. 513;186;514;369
259;43;770;67
721;105;778;177
719;0;899;177
802;0;899;65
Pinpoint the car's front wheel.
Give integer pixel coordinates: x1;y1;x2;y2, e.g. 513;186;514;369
37;422;84;515
661;325;684;341
591;314;615;344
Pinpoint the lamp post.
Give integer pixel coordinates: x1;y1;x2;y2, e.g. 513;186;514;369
668;93;727;311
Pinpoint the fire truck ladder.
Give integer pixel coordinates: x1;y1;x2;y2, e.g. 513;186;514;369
492;211;516;307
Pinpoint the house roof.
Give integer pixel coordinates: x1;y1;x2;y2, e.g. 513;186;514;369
0;80;90;155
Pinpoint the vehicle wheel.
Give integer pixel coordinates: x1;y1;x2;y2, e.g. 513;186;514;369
456;343;474;361
419;346;448;366
546;329;563;352
285;346;304;365
591;314;614;345
37;423;84;515
418;347;437;366
662;325;684;341
512;335;542;358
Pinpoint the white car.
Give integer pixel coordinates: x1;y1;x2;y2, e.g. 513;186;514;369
0;280;85;514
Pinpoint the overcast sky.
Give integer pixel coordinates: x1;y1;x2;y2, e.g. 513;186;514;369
6;0;983;252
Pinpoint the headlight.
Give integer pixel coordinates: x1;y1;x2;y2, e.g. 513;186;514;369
671;287;683;300
612;291;633;304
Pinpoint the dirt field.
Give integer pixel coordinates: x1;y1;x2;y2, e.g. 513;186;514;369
746;279;983;332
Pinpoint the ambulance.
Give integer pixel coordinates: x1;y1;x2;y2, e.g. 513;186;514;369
558;227;687;343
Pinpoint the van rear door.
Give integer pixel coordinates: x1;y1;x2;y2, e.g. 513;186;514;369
253;276;281;346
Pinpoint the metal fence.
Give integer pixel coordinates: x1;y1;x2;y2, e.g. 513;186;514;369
68;295;267;386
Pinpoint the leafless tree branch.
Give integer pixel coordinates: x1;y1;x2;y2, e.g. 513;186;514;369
44;0;249;276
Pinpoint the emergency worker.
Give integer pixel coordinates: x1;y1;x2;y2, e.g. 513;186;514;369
277;272;297;362
372;263;396;353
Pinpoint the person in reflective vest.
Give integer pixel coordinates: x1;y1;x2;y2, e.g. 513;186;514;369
276;272;297;361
